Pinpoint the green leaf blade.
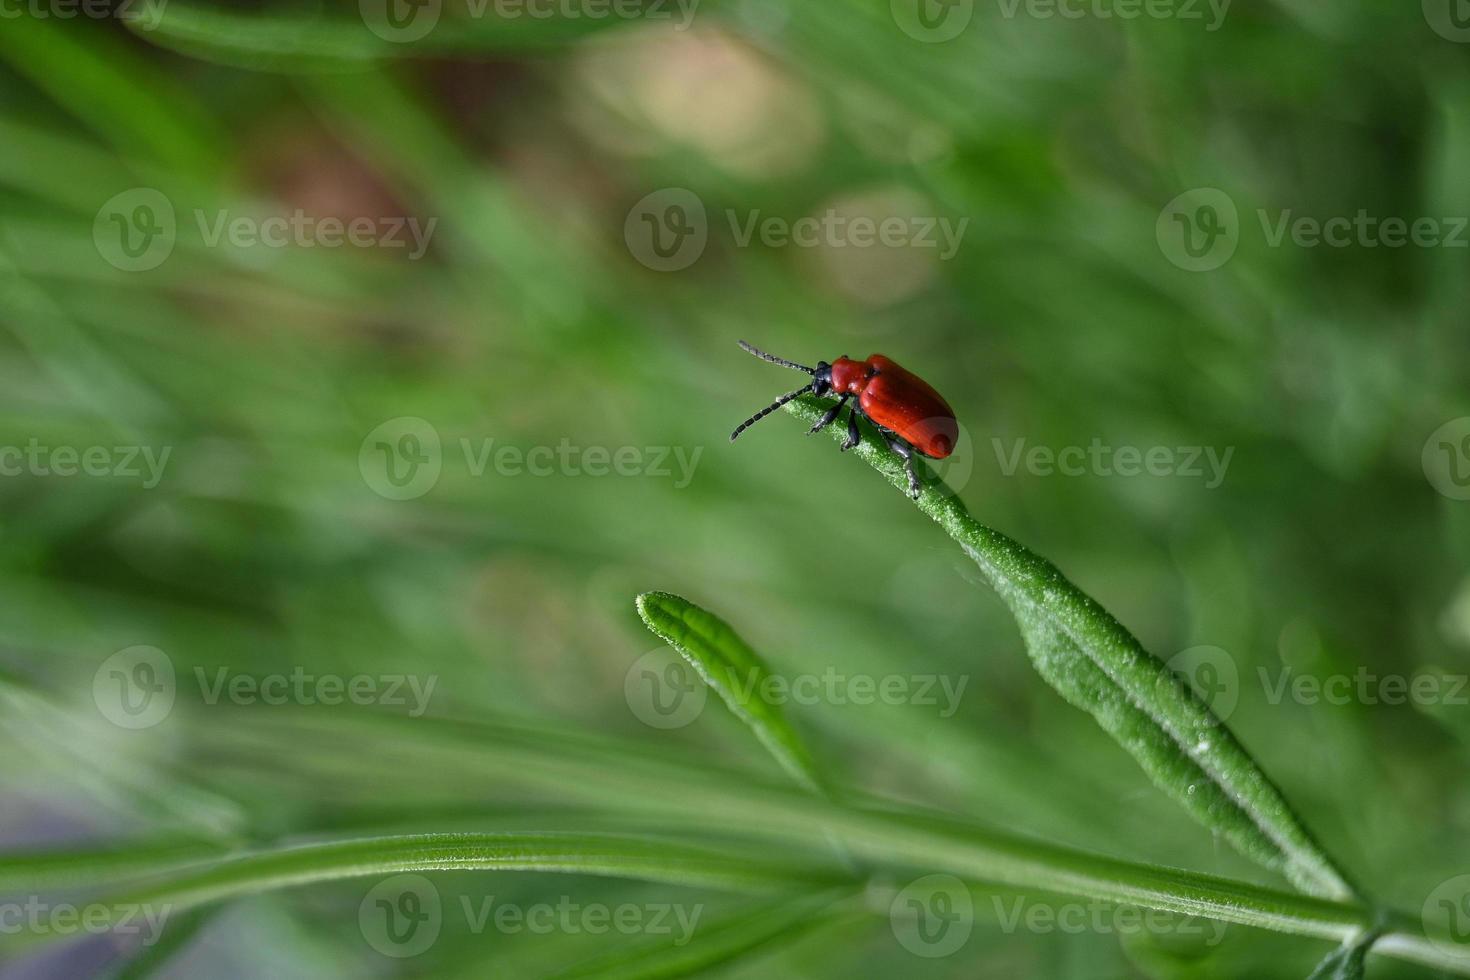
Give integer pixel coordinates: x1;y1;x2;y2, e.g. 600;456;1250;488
110;833;844;922
636;591;825;794
784;394;1357;902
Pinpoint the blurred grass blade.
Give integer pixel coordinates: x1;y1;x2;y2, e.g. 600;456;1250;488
0;839;227;894
0;675;244;840
547;891;862;980
0;832;847;958
110;906;213;980
785;395;1357;902
1306;929;1380;979
129;1;655;71
12;712;1465;975
637;591;825;792
0;16;223;175
108;833;839;912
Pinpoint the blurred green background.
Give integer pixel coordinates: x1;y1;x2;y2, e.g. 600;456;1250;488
2;0;1469;976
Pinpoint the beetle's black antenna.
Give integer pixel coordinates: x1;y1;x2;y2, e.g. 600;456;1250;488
738;340;814;375
730;384;814;442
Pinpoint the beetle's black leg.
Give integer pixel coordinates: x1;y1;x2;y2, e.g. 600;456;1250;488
841;405;862;452
808;393;850;435
887;437;921;498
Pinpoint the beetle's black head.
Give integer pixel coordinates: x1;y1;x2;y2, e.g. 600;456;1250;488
811;361;832;397
730;342;830;443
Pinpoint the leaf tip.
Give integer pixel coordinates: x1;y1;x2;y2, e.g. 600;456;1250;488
635;591;690;640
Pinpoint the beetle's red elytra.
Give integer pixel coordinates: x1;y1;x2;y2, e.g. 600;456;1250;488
729;341;958;498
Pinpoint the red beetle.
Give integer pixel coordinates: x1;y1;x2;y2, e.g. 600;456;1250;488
729;340;958;498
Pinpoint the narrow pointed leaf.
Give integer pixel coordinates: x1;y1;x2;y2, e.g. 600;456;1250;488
785;394;1356;901
637;591;826;793
1305;930;1379;980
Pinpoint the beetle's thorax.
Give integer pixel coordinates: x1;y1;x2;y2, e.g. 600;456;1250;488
829;356;875;394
